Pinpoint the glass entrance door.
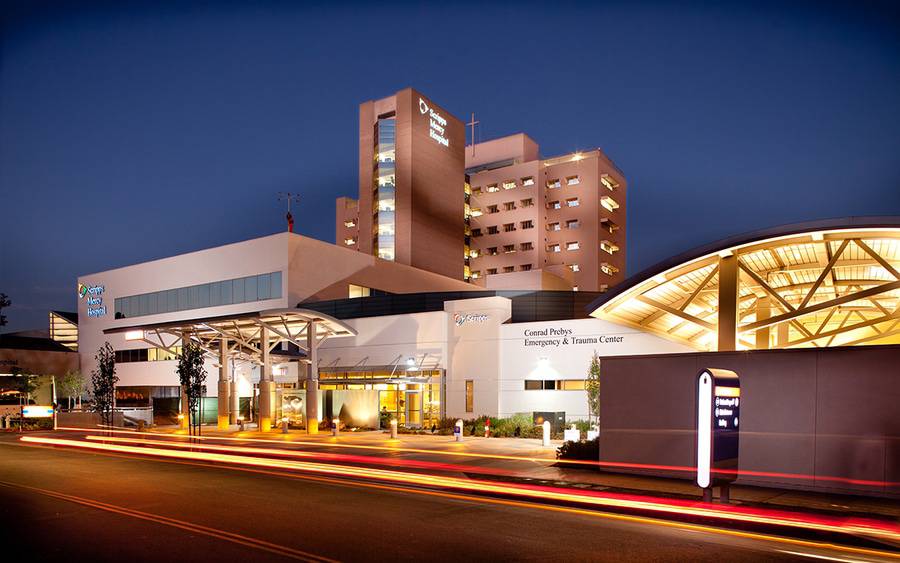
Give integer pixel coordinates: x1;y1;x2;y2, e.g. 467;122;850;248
405;391;421;426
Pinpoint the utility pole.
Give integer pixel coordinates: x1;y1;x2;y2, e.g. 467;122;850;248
278;192;301;233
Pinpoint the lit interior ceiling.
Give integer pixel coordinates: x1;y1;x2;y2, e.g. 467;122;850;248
590;222;900;351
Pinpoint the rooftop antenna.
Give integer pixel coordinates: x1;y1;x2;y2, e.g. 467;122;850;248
278;192;301;233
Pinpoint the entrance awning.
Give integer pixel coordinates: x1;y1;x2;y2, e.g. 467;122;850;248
104;308;357;365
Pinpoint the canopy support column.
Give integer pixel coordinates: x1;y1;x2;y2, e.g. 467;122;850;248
258;326;274;432
217;338;231;430
306;321;319;434
717;254;739;352
179;335;190;430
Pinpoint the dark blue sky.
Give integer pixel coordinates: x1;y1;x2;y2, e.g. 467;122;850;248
1;1;898;333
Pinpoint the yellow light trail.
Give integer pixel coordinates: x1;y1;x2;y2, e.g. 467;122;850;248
25;435;900;545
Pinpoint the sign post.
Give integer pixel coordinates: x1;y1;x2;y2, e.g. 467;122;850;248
696;368;740;503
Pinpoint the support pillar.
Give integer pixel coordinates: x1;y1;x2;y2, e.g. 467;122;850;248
229;362;239;425
258;326;274;432
306;321;319;434
217;338;231;430
755;296;770;350
717;254;739;352
179;335;190;430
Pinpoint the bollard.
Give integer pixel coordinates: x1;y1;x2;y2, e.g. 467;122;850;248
390;418;398;439
542;420;551;447
484;418;490;438
332;418;339;437
237;416;245;432
454;419;464;442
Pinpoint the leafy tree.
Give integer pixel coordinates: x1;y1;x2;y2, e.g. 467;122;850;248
0;293;10;329
586;351;601;428
90;342;118;427
61;369;87;409
177;341;207;436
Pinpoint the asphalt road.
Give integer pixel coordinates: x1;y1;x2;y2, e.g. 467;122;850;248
0;436;892;562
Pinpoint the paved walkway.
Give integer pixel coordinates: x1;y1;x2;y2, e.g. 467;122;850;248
94;425;900;520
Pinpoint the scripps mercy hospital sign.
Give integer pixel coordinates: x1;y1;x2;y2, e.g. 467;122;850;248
523;327;625;348
78;282;107;318
419;98;449;147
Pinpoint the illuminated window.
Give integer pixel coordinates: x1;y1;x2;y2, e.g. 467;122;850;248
487;247;499;256
601;262;620;276
344;237;356;246
487;226;499;235
522;176;535;186
503;223;516;232
471;271;481;279
469;249;479;258
472;186;483;195
502;180;516;190
343;220;356;228
524;380;542;390
486;184;500;193
566;241;580;251
520;220;534;229
601;218;619;233
348;284;371;298
503;266;515;273
573;286;579;291
601;240;619;254
548;244;561;253
470;207;483;217
566;176;580;186
465;380;474;412
601;195;619;212
600;174;619;191
566;219;580;229
486;268;497;275
503;244;516;253
520;264;532;271
566;198;580;207
373;117;396;261
520;242;534;251
548;222;561;231
472;228;482;237
487;205;499;214
504;201;516;211
547;179;561;189
548;200;561;210
521;198;534;207
570;263;580;272
559;380;586;391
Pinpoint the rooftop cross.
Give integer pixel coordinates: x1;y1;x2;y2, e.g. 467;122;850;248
466;112;479;157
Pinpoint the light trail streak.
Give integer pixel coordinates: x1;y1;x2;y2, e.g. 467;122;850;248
57;426;898;488
23;435;900;544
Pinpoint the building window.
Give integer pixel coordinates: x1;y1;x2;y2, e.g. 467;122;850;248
601;218;618;234
472;186;483;195
570;263;580;272
566;176;580;186
521;198;534;207
548;200;561;210
600;174;619;191
487;205;499;214
503;223;516;232
503;244;516;253
601;240;620;254
566;241;580;251
524;380;543;390
472;228;482;237
573;286;579;291
465;380;474;412
601;195;619;212
520;264;532;271
522;176;535;186
344;237;356;246
487;226;499;235
373;117;396;261
566;197;580;207
520;220;534;229
486;268;497;275
348;284;371;298
520;242;534;251
344;220;356;228
502;180;516;190
115;346;183;363
469;249;479;258
559;380;587;390
487;247;499;256
548;244;561;253
504;201;516;211
486;184;500;193
471;271;481;279
470;207;483;217
566;219;580;229
547;179;561;189
503;266;515;273
548;222;561;231
601;262;619;276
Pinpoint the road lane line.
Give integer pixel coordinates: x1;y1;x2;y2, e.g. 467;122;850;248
0;479;338;563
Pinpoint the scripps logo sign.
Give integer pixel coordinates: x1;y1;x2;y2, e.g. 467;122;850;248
453;312;489;327
79;283;107;318
418;97;449;147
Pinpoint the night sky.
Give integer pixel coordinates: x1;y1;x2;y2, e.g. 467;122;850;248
1;1;898;333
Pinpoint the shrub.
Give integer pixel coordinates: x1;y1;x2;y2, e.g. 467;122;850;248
556;436;599;460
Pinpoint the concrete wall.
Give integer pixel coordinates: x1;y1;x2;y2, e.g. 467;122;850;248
598;345;900;498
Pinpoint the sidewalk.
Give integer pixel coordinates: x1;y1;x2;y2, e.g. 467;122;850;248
125;425;900;520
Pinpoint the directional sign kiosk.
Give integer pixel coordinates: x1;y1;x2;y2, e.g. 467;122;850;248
696;368;740;503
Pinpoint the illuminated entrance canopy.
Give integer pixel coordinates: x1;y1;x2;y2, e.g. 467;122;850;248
589;217;900;351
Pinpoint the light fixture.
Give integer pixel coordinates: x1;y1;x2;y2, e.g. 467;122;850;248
406;357;418;372
125;330;143;341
